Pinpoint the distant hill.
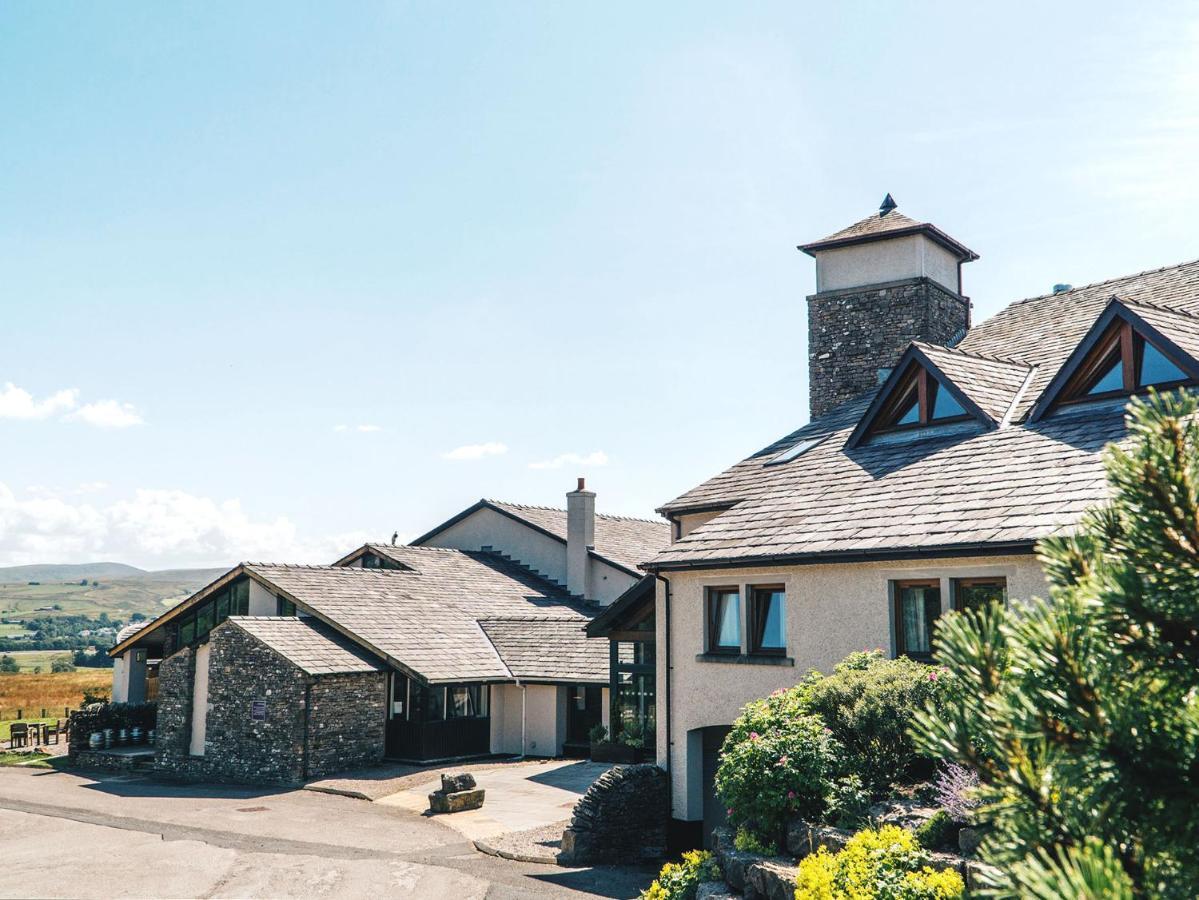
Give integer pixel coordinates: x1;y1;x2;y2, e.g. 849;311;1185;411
0;564;227;622
0;562;146;585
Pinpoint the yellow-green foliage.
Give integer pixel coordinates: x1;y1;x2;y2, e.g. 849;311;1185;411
641;850;721;900
794;825;964;900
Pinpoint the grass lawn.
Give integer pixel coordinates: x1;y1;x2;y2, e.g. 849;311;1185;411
0;717;56;742
0;750;52;768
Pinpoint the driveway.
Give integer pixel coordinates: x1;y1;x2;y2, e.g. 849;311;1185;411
0;766;656;899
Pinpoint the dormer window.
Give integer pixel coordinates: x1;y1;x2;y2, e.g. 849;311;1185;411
1030;299;1199;421
361;552;404;570
870;363;969;435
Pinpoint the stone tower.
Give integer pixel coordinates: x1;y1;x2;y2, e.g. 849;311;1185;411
800;195;978;419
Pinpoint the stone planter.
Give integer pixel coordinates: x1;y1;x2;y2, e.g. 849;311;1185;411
589;741;649;764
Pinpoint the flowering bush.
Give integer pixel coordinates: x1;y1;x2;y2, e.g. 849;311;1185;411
794;824;964;900
640;849;721;900
715;689;839;849
932;762;979;825
804;651;949;791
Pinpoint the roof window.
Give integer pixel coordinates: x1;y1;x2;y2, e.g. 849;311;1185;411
765;435;826;466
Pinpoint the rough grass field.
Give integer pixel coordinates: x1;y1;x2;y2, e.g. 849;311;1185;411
0;671;109;720
0;623;32;637
0;569;222;621
2;650;75;673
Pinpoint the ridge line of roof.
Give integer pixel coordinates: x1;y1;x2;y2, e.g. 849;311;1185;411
912;340;1034;369
485;498;668;526
997;257;1199;312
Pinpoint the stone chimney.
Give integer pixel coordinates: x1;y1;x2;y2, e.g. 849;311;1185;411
800;195;978;419
566;477;595;600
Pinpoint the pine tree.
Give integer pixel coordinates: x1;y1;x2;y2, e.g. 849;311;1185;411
913;391;1199;898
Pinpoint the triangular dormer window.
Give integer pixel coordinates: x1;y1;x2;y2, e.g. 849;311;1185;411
1029;299;1199;421
849;354;981;447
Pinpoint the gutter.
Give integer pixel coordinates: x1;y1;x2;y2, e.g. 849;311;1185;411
646;540;1039;573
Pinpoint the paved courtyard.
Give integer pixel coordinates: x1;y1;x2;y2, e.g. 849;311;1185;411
0;765;656;899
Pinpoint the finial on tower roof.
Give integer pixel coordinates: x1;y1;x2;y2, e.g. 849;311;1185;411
879;193;897;216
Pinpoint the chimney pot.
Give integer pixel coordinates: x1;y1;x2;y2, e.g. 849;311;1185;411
577;477;585;491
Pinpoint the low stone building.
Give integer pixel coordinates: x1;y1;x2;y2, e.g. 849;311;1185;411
156;616;386;784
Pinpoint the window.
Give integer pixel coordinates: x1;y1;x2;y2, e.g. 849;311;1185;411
872;363;971;435
447;685;488;718
765;435;827;466
361;552;404;570
706;588;741;653
179;615;195;646
232;580;250;616
215;592;230;622
894;579;942;660
952;577;1007;612
277;596;296;616
194;601;214;639
1060;319;1192;404
426;685;446;721
748;585;785;654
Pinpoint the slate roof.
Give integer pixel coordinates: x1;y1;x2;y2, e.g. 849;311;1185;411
242;550;596;683
913;343;1034;426
479;616;608;683
799;207;979;261
414;499;670;574
651;258;1199;569
229;616;385;675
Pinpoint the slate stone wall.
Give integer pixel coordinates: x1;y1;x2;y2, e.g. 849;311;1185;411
559;764;668;864
152;622;385;785
807;276;970;419
306;670;387;779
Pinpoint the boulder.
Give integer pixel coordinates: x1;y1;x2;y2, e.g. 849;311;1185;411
441;772;477;792
745;859;801;900
428;787;485;813
958;826;983;855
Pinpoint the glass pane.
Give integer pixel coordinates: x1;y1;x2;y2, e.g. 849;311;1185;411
895;395;920;426
426;686;446;721
713;592;740;649
931;384;965;420
233;580;249;616
215;592;230;624
1087;354;1124;395
615;671;656;740
179;616;195;645
899;584;940;655
1140;341;1187;387
195;602;214;637
447;685;483;718
955;580;1006;612
755;589;785;649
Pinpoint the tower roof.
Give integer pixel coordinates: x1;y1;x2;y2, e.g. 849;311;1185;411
799;196;979;262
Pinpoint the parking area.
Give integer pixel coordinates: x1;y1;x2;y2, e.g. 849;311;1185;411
0;766;655;899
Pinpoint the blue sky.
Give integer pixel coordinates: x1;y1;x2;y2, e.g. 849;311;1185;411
2;3;1197;568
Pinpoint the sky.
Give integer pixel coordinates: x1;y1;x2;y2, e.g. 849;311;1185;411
2;2;1198;569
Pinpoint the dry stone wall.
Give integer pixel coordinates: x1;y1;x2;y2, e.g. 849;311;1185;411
559;764;668;864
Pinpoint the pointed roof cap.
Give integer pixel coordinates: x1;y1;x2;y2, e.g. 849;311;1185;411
798;196;979;262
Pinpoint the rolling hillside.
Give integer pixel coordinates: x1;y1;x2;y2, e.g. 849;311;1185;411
0;565;226;622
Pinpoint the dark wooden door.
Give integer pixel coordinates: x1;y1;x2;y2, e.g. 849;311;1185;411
701;725;732;848
567;685;603;746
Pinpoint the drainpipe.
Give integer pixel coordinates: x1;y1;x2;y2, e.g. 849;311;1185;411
654;573;673;830
517;678;527;760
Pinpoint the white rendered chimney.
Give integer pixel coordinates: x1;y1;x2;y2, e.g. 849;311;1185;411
566;477;595;600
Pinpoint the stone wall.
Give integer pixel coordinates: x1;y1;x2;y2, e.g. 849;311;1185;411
153;621;385;785
306;670;387;779
559;764;668;864
807;276;970;418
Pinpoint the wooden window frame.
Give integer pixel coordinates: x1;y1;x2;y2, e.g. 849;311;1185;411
1058;319;1193;406
951;576;1008;612
747;584;786;656
706;587;742;655
892;578;942;661
871;364;972;436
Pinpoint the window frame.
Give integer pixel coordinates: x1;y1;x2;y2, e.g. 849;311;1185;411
747;584;786;656
705;586;742;655
951;576;1008;613
892;578;942;661
871;364;972;436
1058;319;1194;406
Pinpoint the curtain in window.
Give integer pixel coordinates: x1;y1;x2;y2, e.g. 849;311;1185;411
900;584;940;654
710;591;740;649
752;589;785;650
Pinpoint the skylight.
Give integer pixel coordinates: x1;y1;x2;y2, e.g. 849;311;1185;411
765;435;826;466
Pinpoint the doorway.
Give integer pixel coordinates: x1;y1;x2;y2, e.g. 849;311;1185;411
565;684;602;756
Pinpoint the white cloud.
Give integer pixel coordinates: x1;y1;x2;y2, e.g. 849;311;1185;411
0;383;144;428
67;400;144;429
0;482;372;569
443;441;508;461
528;450;609;470
0;383;78;420
334;424;382;433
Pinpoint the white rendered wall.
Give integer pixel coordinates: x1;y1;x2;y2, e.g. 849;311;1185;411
815;234;960;294
248;580;276;616
111;655;127;703
675;510;725;541
657;554;1047;821
189;643;212;756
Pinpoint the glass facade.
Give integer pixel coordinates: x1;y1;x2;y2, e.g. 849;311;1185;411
612;640;655;743
172;578;250;649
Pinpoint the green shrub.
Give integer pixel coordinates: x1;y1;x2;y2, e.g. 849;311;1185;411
619;718;647;749
804;651;948;791
640;849;721;900
588;723;608;744
733;826;777;856
794;824;964;899
716;686;839;847
827;774;873;830
914;810;956;851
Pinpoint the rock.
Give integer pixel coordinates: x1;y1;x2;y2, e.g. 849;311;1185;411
428;788;485;813
745;859;801;900
785;819;814;857
926;850;967;876
869;800;939;831
441;772;477;792
714;847;761;893
696;882;739;900
958;826;982;855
